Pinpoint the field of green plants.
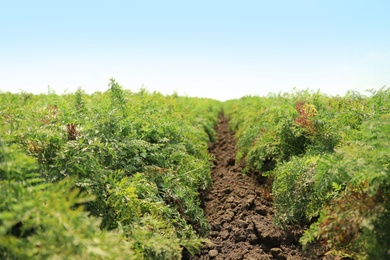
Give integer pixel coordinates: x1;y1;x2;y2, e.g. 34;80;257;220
224;88;390;259
0;79;222;259
1;81;389;259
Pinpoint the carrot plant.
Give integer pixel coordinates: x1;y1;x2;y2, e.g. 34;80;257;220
0;81;222;259
224;88;390;259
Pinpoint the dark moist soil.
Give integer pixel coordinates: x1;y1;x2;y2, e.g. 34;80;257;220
185;116;332;260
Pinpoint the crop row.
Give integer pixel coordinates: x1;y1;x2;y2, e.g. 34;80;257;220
0;79;222;259
224;88;390;259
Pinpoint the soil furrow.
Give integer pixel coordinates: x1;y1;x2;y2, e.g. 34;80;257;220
189;115;308;260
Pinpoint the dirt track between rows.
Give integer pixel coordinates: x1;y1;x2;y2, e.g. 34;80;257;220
185;115;328;260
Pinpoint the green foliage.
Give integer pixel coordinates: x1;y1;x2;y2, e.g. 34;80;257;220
272;155;320;226
108;78;128;118
224;88;390;259
75;87;86;116
0;81;222;259
4;81;387;259
0;140;135;259
301;117;390;259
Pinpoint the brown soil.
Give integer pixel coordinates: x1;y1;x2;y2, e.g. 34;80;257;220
185;115;331;260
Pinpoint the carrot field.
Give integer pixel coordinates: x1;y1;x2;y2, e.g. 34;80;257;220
1;82;389;259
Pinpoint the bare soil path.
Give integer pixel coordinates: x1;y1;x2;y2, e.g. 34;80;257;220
187;115;310;260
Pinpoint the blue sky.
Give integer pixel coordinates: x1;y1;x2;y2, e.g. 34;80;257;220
1;0;389;101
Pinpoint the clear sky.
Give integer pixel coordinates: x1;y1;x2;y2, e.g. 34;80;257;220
1;0;389;101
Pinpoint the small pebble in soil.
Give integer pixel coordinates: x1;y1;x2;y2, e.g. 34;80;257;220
208;249;218;258
220;230;230;240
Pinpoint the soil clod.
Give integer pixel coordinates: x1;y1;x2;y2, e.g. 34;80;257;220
189;116;308;259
